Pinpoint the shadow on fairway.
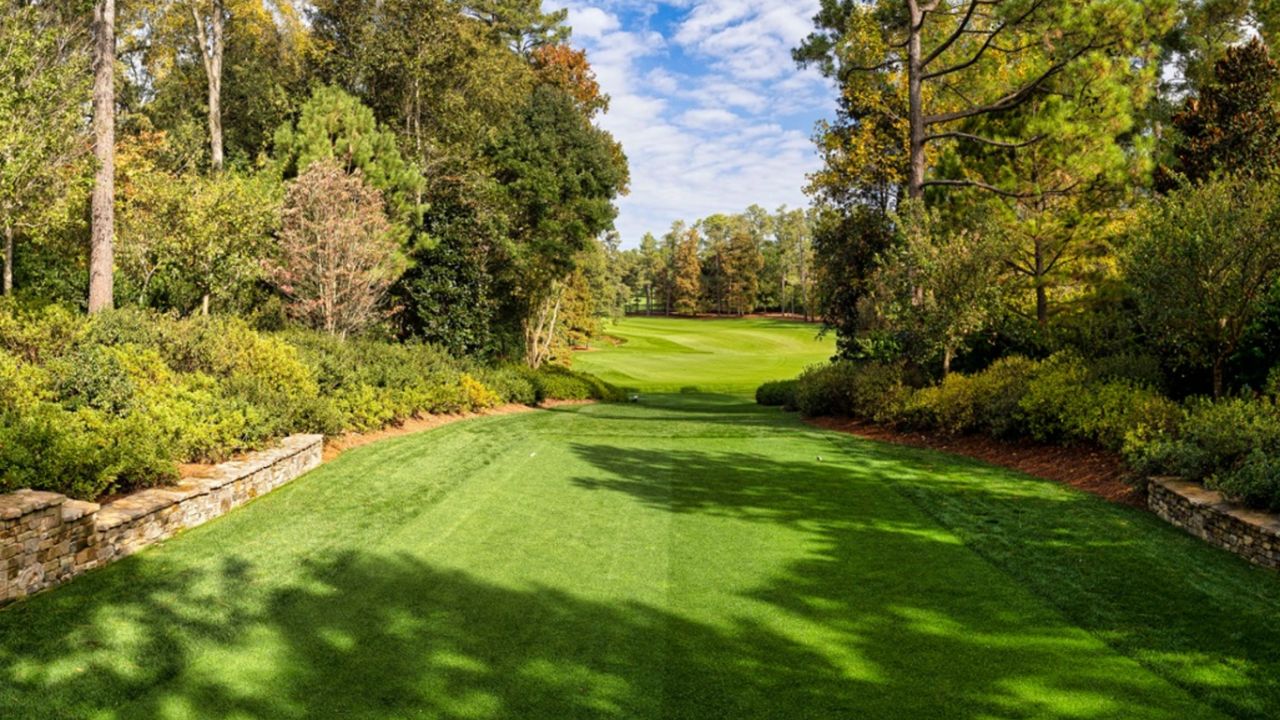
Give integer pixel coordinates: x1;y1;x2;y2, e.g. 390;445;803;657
567;434;1280;720
2;401;1279;718
0;536;1219;719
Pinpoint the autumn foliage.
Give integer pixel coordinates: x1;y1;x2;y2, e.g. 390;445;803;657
274;160;403;337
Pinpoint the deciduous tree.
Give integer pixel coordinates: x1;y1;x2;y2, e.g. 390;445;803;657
672;226;702;316
273;159;403;337
90;0;116;314
1125;174;1280;397
865;203;1007;375
0;4;90;296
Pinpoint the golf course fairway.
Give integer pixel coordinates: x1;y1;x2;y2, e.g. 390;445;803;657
2;320;1280;719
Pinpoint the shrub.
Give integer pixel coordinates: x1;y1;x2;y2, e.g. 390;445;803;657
0;301;86;363
969;356;1038;439
517;365;624;403
794;361;907;421
0;304;619;501
1129;397;1280;481
756;380;797;409
0;404;178;500
1017;353;1092;442
475;365;537;406
0;349;50;412
900;372;980;435
1213;450;1280;512
47;345;141;414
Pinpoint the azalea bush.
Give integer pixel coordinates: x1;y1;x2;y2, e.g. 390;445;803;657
0;303;618;500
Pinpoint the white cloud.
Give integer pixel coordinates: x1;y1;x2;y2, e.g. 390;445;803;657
677;107;740;129
559;1;834;244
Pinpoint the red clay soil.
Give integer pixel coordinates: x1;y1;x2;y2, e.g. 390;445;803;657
808;417;1146;509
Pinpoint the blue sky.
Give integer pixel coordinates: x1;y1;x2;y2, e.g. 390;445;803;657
554;1;836;245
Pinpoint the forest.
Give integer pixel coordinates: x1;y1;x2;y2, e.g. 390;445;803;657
0;0;630;500
762;0;1280;513
2;0;628;362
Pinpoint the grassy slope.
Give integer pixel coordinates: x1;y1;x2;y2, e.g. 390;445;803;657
571;316;835;393
3;395;1280;718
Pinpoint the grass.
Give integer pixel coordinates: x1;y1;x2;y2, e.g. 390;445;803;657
5;318;1280;718
3;395;1280;718
570;316;835;393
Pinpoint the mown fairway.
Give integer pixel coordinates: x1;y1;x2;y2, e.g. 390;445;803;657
4;322;1280;719
571;316;834;392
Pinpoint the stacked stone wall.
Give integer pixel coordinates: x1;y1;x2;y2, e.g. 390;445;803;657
1149;477;1280;570
1;434;322;605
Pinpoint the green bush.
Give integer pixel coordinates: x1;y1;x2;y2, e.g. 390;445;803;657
969;356;1038;439
900;372;979;434
756;380;797;408
0;304;622;501
1128;397;1280;498
793;361;907;421
0;404;179;500
522;365;624;402
475;365;538;405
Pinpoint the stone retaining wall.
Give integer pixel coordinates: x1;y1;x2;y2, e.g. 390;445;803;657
1148;476;1280;570
1;434;322;606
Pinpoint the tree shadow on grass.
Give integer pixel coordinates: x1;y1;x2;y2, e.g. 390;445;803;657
1;410;1278;718
567;438;1280;719
0;544;1219;720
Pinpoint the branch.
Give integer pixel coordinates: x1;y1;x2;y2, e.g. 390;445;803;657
920;177;1082;199
922;0;993;67
923;0;1049;79
924;42;1102;125
925;131;1047;149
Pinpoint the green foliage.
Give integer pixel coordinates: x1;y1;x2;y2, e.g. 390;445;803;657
0;303;621;500
1124;174;1280;396
272;86;424;241
488;84;628;307
396;229;500;357
1017;354;1181;451
865;203;1008;374
117;135;282;314
510;364;625;403
755;380;798;409
1165;39;1280;185
786;353;1179;453
1129;397;1280;510
0;3;91;290
793;361;906;422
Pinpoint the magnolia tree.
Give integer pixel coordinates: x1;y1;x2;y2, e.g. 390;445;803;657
274;160;403;337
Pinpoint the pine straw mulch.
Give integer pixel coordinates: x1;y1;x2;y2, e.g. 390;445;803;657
806;417;1146;509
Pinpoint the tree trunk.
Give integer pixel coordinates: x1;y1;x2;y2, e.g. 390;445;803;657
201;292;211;316
943;345;954;377
907;1;926;200
1213;356;1225;400
1034;236;1048;327
89;0;115;314
2;224;13;296
191;0;225;171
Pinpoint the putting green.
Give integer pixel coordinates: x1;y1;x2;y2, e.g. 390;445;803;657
571;316;835;393
2;395;1279;718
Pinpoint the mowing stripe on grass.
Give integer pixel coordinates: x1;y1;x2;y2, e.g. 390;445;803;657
5;395;1275;718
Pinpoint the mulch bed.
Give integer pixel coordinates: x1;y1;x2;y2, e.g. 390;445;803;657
807;417;1146;509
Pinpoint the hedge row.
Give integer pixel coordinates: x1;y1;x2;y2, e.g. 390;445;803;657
0;304;620;501
760;354;1280;511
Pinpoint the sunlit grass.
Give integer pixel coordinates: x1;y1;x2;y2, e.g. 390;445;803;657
571;316;835;393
